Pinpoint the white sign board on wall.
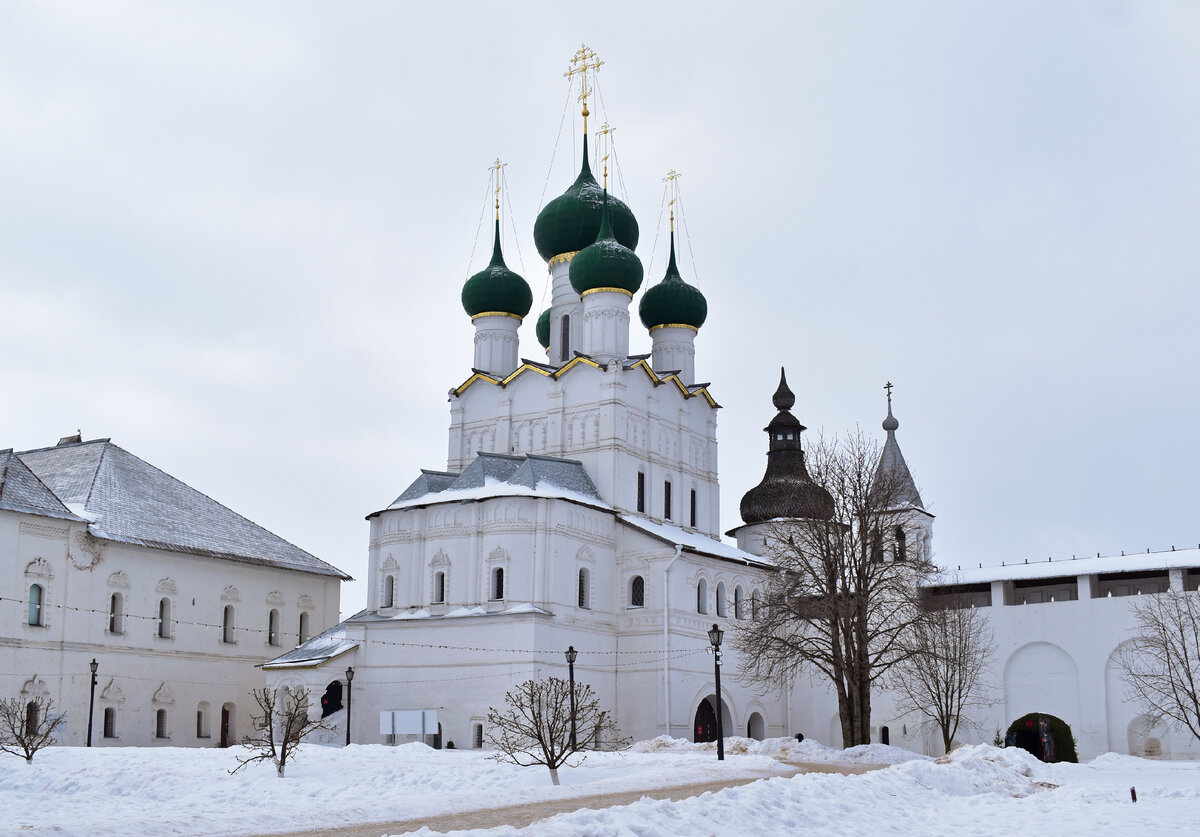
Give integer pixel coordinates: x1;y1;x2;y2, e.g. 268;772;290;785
379;709;439;736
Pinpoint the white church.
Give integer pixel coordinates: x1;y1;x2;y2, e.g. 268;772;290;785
262;54;1200;761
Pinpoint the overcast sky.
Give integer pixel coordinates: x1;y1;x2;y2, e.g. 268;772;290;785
3;1;1197;617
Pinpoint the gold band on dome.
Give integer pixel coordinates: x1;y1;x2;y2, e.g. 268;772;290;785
548;251;579;268
649;323;699;333
580;286;634;298
470;311;523;322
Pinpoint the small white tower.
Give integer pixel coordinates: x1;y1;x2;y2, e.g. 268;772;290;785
460;163;532;379
639;172;707;383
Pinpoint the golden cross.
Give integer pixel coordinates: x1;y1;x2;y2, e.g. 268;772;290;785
662;169;682;231
564;44;604;133
596;122;615;188
490;158;507;219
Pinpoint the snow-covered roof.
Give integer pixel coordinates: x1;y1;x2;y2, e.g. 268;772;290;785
0;449;83;521
376;452;607;515
261;623;360;670
351;601;553;623
935;546;1200;586
17;439;350;579
618;514;774;569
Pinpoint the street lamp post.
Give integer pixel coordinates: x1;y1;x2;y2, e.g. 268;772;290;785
345;666;354;747
565;646;578;751
86;659;98;747
708;624;724;761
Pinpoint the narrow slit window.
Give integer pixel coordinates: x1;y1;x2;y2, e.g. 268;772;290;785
636;472;646;513
664;480;672;520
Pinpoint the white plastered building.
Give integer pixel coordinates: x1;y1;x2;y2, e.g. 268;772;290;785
1;437;348;747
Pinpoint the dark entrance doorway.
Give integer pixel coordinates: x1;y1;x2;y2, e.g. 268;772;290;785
219;706;231;748
320;681;344;718
694;698;717;743
881;725;890;745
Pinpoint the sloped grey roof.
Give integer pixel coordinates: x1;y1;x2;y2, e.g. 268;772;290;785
874;423;925;510
0;450;82;521
378;452;603;514
449;452;525;490
261;619;361;670
18;439;350;579
507;454;602;500
393;469;458;505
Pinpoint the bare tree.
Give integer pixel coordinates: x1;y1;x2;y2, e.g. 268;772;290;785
891;597;996;753
486;677;626;785
230;687;327;778
1116;589;1200;743
0;695;67;763
732;430;934;748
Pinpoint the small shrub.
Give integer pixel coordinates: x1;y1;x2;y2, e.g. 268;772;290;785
446;740;456;749
1004;712;1077;763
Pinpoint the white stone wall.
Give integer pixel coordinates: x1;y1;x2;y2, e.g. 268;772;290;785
788;572;1200;760
316;494;783;747
449;364;720;539
1;508;341;747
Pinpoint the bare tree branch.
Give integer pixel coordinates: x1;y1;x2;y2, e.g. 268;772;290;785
1116;590;1200;744
230;687;328;778
0;695;67;763
891;598;996;753
486;677;627;785
732;430;936;747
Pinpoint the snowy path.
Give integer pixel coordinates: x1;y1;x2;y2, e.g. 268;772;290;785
258;762;881;837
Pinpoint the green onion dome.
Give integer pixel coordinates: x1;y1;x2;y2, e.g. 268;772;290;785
535;308;551;350
638;231;707;330
569;193;644;296
533;134;639;262
461;220;533;319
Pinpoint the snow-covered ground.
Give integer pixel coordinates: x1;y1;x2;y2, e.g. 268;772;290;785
1;738;1197;836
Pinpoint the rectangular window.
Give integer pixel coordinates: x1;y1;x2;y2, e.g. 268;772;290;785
664;480;672;520
690;489;697;528
636;472;645;513
473;722;484;749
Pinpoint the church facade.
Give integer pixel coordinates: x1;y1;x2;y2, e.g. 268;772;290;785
264;56;1200;761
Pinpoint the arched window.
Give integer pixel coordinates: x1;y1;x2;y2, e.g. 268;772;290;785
560;315;571;363
222;605;235;644
155;708;168;739
715;582;727;617
383;575;395;609
103;706;117;739
109;592;124;634
492;567;504;601
298;611;310;644
578;568;591;609
629;575;645;608
25;701;38;736
27;584;44;626
157;598;172;638
473;722;484;749
894;527;907;562
697;578;708;614
434;571;446;604
268;609;281;646
734;586;745;620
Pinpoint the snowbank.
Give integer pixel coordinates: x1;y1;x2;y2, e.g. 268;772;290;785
629;734;927;765
400;744;1200;837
